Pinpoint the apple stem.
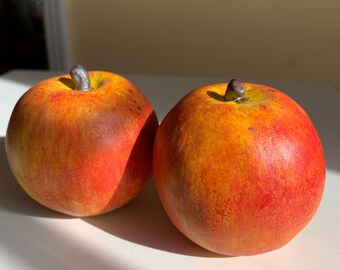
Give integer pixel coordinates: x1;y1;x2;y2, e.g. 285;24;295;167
70;65;92;91
224;79;246;103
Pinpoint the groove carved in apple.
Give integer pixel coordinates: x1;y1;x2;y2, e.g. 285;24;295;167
6;65;158;217
153;79;326;256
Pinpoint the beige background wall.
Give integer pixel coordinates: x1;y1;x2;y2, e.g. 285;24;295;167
66;0;339;89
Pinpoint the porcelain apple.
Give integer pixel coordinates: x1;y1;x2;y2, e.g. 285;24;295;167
153;79;325;256
6;65;158;217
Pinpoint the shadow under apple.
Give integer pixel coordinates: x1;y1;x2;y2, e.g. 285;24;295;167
83;179;225;258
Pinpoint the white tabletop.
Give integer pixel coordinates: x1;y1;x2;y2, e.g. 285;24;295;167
1;70;339;270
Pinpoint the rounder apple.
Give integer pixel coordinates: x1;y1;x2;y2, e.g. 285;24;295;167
153;79;325;256
6;65;158;217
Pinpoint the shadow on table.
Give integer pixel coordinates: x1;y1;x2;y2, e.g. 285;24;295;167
0;137;70;218
83;179;226;258
0;213;126;270
0;136;225;257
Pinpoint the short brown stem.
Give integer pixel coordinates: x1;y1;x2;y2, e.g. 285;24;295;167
224;79;246;103
70;65;91;91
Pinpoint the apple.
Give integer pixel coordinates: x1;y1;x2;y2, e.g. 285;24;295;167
6;65;158;217
153;79;325;256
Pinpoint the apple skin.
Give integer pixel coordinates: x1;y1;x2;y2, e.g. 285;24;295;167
153;82;325;256
6;71;158;217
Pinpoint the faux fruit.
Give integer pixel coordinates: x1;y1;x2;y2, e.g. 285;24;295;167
6;65;158;217
153;79;325;256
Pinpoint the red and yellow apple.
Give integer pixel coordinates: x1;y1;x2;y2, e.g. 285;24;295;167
153;79;325;256
6;65;158;217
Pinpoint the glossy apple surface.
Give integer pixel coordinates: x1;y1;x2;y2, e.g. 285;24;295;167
153;80;325;256
6;69;158;217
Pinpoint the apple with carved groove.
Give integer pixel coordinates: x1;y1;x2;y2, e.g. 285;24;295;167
153;79;325;256
6;65;158;217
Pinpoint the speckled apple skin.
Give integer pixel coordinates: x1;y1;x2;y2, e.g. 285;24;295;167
153;82;325;256
6;71;158;217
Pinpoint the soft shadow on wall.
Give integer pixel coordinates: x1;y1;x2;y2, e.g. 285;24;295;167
0;0;48;74
66;0;340;90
